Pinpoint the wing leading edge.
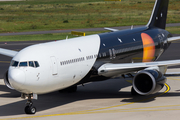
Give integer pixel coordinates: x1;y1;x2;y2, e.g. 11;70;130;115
168;36;180;43
0;48;18;57
98;60;180;77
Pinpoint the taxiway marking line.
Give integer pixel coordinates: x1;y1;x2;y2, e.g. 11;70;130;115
167;77;180;81
0;83;171;120
78;108;180;114
78;83;170;112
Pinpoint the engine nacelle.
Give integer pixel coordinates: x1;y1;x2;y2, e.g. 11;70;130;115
133;70;167;95
4;71;14;89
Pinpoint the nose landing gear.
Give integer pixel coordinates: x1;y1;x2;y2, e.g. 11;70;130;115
21;93;38;114
25;100;36;114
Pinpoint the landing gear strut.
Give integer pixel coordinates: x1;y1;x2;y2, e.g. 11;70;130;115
21;93;38;114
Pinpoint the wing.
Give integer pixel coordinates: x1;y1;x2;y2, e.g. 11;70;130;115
168;36;180;42
98;60;180;77
0;48;18;57
104;27;119;32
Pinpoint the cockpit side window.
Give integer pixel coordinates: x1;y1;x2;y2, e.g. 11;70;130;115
11;60;19;67
34;61;40;67
19;62;28;67
29;61;35;67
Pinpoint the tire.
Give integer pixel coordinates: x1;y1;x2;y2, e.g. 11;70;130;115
29;106;36;114
25;106;30;114
24;106;36;114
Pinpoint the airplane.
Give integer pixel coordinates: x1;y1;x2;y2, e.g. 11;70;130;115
0;0;180;114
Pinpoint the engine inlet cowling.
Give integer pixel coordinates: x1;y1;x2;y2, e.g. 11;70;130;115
4;71;14;89
133;70;166;95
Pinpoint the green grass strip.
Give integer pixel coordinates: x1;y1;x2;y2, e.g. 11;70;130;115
0;27;179;42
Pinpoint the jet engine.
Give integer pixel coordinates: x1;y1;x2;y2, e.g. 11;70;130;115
4;71;14;89
132;70;167;95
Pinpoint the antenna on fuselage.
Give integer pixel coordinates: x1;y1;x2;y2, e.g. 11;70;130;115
66;36;68;40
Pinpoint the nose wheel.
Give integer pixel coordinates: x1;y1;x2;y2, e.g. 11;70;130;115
25;100;36;114
21;93;38;114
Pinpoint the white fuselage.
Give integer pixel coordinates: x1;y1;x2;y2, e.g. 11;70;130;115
8;35;100;94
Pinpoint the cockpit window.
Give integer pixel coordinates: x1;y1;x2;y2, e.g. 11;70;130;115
11;60;39;68
19;62;28;67
34;61;40;67
29;61;34;67
11;60;19;67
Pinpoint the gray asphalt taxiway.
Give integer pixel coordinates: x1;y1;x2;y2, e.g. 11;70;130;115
0;73;180;120
1;36;180;119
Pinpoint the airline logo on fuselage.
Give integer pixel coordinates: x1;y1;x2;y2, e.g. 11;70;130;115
141;33;155;62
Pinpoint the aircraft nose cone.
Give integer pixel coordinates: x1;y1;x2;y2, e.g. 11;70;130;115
8;68;26;90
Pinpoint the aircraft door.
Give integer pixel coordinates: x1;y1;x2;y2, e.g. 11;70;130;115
112;48;116;58
50;56;58;76
109;49;112;59
109;48;116;59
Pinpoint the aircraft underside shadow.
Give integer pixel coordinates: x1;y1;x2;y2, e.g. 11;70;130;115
0;78;180;116
0;78;131;116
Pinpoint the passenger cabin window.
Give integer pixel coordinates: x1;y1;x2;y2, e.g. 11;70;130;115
11;60;19;67
19;62;28;67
